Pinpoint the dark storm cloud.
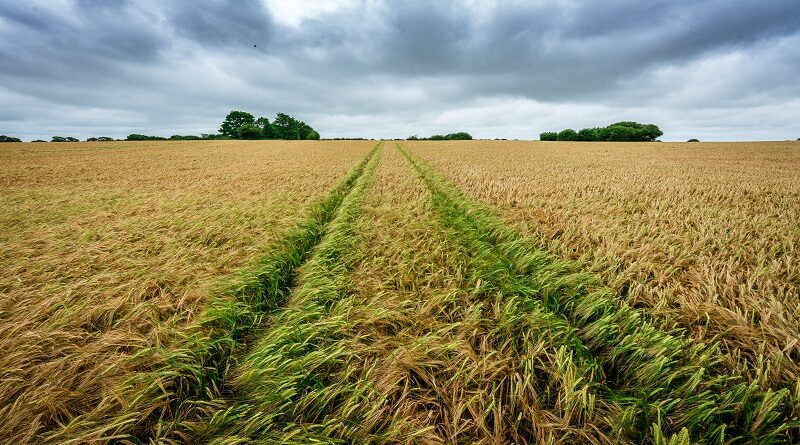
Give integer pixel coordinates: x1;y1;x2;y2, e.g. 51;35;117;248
0;0;798;141
168;0;274;48
0;2;164;77
277;0;800;101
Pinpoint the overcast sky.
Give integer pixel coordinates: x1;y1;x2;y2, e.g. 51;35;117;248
1;0;799;141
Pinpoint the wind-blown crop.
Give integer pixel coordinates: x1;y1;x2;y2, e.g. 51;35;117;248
400;143;799;444
42;143;381;444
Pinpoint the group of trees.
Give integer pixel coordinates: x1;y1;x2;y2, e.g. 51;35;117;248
541;122;663;142
0;135;22;142
219;111;320;140
407;132;473;141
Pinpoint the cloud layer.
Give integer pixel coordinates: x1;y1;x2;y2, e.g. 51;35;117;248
1;0;799;140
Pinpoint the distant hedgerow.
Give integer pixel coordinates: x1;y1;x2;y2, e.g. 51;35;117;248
407;132;472;141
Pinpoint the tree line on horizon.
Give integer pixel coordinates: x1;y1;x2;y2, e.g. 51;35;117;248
126;111;321;141
7;117;800;143
407;132;473;141
540;121;663;142
0;111;320;143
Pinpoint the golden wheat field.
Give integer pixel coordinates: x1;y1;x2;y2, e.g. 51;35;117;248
409;140;800;389
1;140;799;444
0;140;374;442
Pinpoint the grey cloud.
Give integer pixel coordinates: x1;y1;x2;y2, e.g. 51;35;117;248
258;0;800;102
0;0;799;141
0;1;165;86
168;0;274;49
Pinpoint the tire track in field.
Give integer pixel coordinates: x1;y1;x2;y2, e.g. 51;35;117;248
46;143;383;444
399;143;799;444
331;144;611;443
201;140;606;444
196;143;384;444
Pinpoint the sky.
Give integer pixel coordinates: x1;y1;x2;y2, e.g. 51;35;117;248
1;0;799;141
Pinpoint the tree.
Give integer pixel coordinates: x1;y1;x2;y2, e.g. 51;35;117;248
236;124;263;140
51;136;79;142
219;111;256;138
687;139;699;142
255;117;273;139
0;135;22;142
640;124;663;141
305;128;320;140
591;127;610;141
272;113;303;139
610;121;643;130
445;132;472;140
540;132;558;141
577;128;596;141
557;129;578;141
605;125;639;142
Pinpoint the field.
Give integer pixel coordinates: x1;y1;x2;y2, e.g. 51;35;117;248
0;140;799;444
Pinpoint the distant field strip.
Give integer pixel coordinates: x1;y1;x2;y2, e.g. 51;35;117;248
399;143;799;444
199;143;383;443
41;142;382;444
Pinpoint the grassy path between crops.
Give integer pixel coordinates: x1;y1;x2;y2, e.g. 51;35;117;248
45;143;382;444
